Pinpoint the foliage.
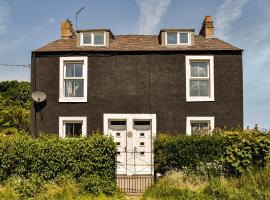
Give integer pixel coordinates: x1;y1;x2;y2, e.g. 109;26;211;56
220;131;270;176
154;131;270;176
143;164;270;200
0;175;125;200
0;81;31;133
154;134;226;175
0;133;117;195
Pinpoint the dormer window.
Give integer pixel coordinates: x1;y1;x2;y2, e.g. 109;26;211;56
166;32;191;45
80;32;105;46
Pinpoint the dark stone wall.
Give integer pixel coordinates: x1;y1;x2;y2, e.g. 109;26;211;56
31;51;243;135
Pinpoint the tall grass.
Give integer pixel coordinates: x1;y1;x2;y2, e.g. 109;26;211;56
143;164;270;200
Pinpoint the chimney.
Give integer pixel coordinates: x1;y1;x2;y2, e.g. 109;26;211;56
61;19;75;39
199;16;214;38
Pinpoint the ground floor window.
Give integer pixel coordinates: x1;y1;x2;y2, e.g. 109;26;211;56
186;116;214;135
59;117;87;138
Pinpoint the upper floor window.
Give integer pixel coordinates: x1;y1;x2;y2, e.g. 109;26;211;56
166;32;191;45
59;57;88;102
185;56;214;102
80;32;105;46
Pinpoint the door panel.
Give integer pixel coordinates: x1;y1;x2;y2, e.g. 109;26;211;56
109;120;127;175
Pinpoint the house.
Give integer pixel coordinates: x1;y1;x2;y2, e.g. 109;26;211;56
31;16;243;175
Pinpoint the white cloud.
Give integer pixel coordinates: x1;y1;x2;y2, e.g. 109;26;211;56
216;0;248;40
0;0;9;35
136;0;171;34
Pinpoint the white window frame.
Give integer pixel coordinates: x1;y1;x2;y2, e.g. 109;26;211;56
80;32;106;46
165;31;191;46
185;55;214;102
186;116;215;135
59;116;87;138
59;57;88;102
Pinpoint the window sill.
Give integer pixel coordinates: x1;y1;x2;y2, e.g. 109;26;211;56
59;98;87;103
186;97;215;102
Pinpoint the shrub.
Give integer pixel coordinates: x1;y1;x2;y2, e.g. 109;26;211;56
0;133;117;195
154;134;226;175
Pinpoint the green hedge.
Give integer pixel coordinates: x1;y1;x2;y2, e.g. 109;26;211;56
154;134;226;175
154;131;270;176
0;134;117;195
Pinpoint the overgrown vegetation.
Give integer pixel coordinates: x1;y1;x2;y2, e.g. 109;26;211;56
0;133;117;196
143;164;270;200
0;81;31;134
154;130;270;176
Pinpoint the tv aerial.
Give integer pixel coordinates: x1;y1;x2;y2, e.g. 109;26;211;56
31;91;46;103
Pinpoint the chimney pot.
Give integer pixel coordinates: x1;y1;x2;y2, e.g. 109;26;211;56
199;15;214;38
61;19;75;39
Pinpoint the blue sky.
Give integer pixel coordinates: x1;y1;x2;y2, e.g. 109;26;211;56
0;0;269;129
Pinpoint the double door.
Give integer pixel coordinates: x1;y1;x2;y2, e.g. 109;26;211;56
104;114;156;175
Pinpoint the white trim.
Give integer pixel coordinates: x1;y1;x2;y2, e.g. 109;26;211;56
165;31;191;46
59;57;88;102
185;55;214;102
186;116;215;135
80;32;106;46
59;116;87;138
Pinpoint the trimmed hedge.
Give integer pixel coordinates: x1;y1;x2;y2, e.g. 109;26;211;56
154;134;226;175
0;133;117;195
154;131;270;176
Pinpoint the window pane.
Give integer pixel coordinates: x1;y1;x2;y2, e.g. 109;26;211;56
199;80;209;96
94;32;104;45
65;63;75;77
65;123;74;137
191;122;209;135
83;33;91;44
74;64;83;77
191;62;208;77
65;123;82;137
73;123;82;137
190;80;209;96
167;32;177;44
65;63;83;77
179;33;188;43
65;80;84;97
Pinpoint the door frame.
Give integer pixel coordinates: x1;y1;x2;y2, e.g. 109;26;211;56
103;113;157;175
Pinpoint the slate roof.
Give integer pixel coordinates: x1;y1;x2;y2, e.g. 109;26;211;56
34;35;241;52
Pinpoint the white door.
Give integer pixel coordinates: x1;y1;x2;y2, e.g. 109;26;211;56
104;114;156;176
133;120;152;175
108;120;127;175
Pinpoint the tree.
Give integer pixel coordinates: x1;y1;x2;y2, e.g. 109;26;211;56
0;81;31;134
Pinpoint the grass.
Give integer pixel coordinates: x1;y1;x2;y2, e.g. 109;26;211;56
143;164;270;200
0;175;125;200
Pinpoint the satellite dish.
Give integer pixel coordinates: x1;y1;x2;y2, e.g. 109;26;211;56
32;91;46;102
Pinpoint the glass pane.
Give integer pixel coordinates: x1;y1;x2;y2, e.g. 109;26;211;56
65;123;82;137
65;123;74;137
199;80;209;96
83;33;91;44
65;80;84;97
74;64;83;77
65;63;75;77
190;80;199;96
167;32;177;44
179;33;188;43
94;32;104;45
190;80;209;96
73;123;82;137
191;62;208;77
191;122;209;135
65;63;83;77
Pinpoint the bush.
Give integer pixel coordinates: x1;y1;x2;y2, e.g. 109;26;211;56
0;133;117;195
154;131;270;176
154;134;226;175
